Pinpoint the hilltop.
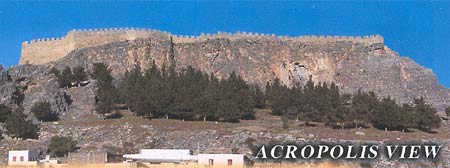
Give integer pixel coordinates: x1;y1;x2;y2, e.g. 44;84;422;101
19;28;447;110
0;28;448;167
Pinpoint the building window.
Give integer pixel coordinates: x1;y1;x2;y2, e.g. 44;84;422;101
20;156;24;161
12;156;16;162
209;159;214;166
228;159;233;166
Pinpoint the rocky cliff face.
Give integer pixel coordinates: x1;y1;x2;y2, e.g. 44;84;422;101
0;65;65;115
1;33;449;167
50;36;449;111
0;65;97;122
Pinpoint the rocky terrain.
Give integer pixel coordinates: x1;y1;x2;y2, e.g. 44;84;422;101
0;32;449;167
1;108;450;167
49;35;450;111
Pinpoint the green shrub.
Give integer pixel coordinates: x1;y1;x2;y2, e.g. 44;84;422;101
5;109;39;139
72;66;87;84
31;101;58;122
0;104;12;123
48;136;77;157
446;107;450;117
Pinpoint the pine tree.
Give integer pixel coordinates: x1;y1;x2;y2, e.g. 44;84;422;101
216;95;241;123
92;63;116;115
237;89;256;120
119;65;143;112
95;87;116;114
5;108;39;139
372;97;402;131
72;66;87;85
135;96;151;118
413;97;440;131
329;82;341;109
336;101;355;129
48;136;77;157
289;86;303;121
31;101;58;122
301;76;320;122
316;82;338;124
193;90;215;121
11;86;24;106
352;89;378;126
400;103;416;131
59;66;73;88
251;84;265;109
91;63;113;88
0;104;12;123
233;74;255;120
267;78;287;115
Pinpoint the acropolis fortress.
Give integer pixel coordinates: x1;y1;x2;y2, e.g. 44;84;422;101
19;28;383;65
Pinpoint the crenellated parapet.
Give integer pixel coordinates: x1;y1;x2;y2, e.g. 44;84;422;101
22;27;383;46
170;31;383;44
20;28;384;65
22;28;168;45
22;36;66;46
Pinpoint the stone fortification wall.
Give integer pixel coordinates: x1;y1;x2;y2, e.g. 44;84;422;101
19;28;170;65
20;34;74;65
172;31;383;44
19;28;383;65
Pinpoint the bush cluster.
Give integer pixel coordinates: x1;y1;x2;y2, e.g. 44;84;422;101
48;136;77;157
50;66;87;88
31;101;58;122
266;76;441;132
0;105;38;139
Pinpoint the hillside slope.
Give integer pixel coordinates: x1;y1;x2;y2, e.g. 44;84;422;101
50;36;450;110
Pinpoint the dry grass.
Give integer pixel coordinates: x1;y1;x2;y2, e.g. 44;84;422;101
3;110;447;168
54;109;450;142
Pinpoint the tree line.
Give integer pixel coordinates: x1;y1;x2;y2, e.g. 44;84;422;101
94;62;441;132
0;103;76;156
112;62;260;122
0;62;445;140
0;105;39;139
265;76;441;132
0;100;59;140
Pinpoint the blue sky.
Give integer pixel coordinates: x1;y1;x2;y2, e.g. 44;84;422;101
0;1;449;87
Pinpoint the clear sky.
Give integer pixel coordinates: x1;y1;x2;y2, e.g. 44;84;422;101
0;1;449;87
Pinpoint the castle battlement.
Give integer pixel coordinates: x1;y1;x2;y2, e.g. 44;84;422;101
23;36;67;44
19;28;384;65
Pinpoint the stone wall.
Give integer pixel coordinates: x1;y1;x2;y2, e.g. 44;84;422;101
67;151;107;164
19;28;383;65
19;28;169;65
20;35;74;65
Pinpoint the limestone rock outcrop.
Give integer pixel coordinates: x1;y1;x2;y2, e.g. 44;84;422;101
43;33;449;111
0;65;69;120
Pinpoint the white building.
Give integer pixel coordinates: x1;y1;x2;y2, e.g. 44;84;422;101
123;149;246;167
198;154;244;167
123;149;196;163
8;149;40;166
